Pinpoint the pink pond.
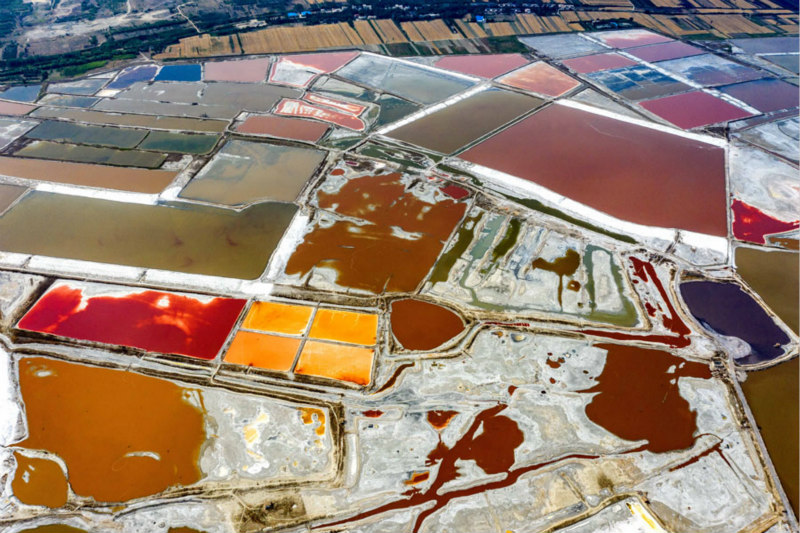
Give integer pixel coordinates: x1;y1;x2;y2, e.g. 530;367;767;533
0;101;35;115
626;41;704;62
640;91;752;129
497;62;580;97
304;93;366;115
434;54;529;78
204;57;271;82
274;99;365;131
459;104;727;236
561;53;637;73
280;51;358;73
236;114;330;142
597;29;673;48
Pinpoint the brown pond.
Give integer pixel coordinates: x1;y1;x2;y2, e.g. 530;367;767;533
179;139;325;206
741;358;799;515
285;172;466;293
460;104;727;236
0;156;178;194
0;182;26;212
0;192;296;279
388;88;542;154
583;343;711;453
15;357;206;503
735;246;799;334
236;115;330;142
390;299;465;351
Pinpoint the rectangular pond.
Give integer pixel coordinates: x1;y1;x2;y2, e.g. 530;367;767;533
0;191;297;278
336;54;475;105
0;156;177;193
459;103;727;236
15;141;166;168
387;88;543;154
179;139;326;206
26;120;148;148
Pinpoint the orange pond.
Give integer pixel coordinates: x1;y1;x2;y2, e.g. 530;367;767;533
583;343;711;453
390;299;465;351
224;301;377;386
236;114;329;142
497;62;581;97
295;341;374;386
285;172;467;293
14;357;206;503
12;452;69;507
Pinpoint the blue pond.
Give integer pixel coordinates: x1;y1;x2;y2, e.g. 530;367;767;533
680;280;791;366
0;85;42;103
154;64;202;82
108;65;159;89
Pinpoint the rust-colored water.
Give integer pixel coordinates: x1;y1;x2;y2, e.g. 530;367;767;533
390;299;465;351
12;452;69;507
426;410;458;430
16;357;206;503
236;115;329;142
0;156;177;194
732;199;799;245
736;247;799;333
320;400;599;532
460;104;727;236
741;358;799;515
583;343;711;453
285;173;466;293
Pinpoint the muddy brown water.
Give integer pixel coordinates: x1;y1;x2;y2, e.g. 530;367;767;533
0;182;25;212
15;357;206;503
741;357;799;516
388;89;542;154
735;246;799;334
0;156;177;194
179;140;325;206
0;192;296;279
460;104;727;236
285;173;466;293
583;343;712;453
390;299;465;351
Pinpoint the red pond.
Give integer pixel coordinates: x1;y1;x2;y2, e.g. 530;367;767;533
18;284;245;360
732;199;800;244
460;104;728;236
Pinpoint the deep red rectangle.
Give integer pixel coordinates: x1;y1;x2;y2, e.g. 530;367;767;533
18;283;246;360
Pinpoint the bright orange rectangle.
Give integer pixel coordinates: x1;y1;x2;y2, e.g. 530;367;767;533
242;301;313;335
295;341;374;386
309;309;378;345
223;330;300;372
